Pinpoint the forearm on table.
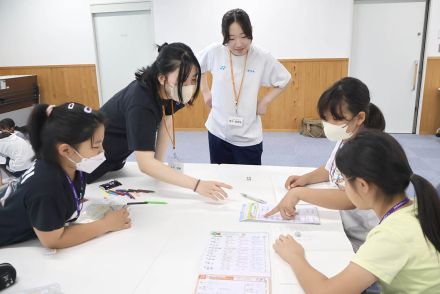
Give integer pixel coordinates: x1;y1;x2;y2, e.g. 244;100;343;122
303;165;330;184
35;220;108;249
289;256;331;293
295;187;355;210
136;152;198;191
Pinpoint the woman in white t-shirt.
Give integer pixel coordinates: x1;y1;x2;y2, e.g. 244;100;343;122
266;77;386;251
197;8;291;165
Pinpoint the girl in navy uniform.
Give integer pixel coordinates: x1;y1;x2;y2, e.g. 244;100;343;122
88;43;232;200
0;102;131;248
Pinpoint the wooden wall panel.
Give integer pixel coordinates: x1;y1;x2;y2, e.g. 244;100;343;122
419;57;440;135
0;65;100;109
0;60;350;131
175;58;349;131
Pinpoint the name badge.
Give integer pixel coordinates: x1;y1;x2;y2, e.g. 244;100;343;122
228;116;244;127
168;152;184;173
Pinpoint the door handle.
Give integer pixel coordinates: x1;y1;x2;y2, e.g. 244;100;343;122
412;60;418;91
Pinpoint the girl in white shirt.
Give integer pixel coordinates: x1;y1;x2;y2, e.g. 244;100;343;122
198;8;291;165
0;131;34;184
266;77;386;251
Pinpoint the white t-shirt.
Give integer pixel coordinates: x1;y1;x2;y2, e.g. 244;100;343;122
197;43;291;146
325;140;379;252
0;133;35;172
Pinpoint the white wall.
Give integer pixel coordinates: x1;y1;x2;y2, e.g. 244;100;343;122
0;107;33;126
426;0;440;57
152;0;353;59
0;0;96;66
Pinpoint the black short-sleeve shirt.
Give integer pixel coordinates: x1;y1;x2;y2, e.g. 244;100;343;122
100;80;184;163
0;160;85;247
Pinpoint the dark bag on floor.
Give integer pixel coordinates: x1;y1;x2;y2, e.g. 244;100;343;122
300;118;326;138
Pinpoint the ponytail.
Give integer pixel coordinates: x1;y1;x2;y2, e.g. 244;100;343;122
364;103;386;131
28;104;49;156
27;102;105;167
336;129;440;253
410;174;440;252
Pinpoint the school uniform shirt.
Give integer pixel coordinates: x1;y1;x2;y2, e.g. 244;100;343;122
0;133;34;172
100;80;183;164
0;160;85;246
198;43;291;147
325;140;379;252
352;205;440;293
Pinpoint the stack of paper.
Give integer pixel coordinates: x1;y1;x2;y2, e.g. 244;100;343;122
195;231;271;294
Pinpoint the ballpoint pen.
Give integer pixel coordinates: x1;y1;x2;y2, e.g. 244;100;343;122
126;201;168;205
115;189;155;193
240;193;267;204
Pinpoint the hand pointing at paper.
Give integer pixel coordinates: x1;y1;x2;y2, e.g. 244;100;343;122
264;189;299;219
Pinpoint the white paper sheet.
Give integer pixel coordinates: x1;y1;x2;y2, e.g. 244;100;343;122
240;203;320;225
200;231;271;277
195;275;270;294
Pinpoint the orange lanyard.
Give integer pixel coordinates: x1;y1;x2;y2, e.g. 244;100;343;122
162;101;176;150
229;50;248;111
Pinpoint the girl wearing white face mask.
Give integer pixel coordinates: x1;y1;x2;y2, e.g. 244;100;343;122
266;77;386;251
0;103;131;248
87;42;232;201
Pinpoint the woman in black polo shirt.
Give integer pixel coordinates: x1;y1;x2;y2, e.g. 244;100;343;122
0;102;131;248
88;43;232;200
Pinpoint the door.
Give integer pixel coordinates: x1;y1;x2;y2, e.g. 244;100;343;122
93;10;155;105
350;0;426;133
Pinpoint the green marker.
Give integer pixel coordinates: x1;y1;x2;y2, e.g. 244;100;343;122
127;201;168;205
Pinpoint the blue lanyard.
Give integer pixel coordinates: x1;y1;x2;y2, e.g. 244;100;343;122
65;171;84;222
380;197;410;224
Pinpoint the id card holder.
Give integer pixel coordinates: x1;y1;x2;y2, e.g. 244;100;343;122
228;116;244;127
168;151;184;173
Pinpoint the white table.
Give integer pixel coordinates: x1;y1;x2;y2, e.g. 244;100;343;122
1;163;354;294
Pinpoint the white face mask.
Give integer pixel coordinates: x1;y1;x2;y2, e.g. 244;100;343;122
322;121;353;142
167;83;195;104
68;149;106;174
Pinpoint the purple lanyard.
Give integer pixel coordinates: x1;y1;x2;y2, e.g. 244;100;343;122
380;197;410;224
65;172;84;222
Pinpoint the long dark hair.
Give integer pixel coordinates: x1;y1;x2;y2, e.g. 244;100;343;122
222;8;253;45
135;42;201;105
28;102;105;166
318;77;386;131
336;129;440;252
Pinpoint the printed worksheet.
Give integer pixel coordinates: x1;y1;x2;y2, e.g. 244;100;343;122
200;232;271;277
76;203;126;223
239;203;320;225
195;275;270;294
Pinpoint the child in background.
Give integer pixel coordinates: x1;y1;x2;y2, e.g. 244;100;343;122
0;125;34;184
0;118;29;140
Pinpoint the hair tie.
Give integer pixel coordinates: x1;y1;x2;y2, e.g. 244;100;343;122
46;105;55;117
